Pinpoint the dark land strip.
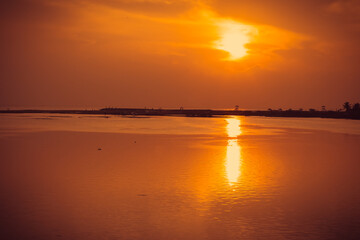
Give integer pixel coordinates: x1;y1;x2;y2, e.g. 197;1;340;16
1;108;359;120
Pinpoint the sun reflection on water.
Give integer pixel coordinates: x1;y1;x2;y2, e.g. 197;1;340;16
225;118;242;186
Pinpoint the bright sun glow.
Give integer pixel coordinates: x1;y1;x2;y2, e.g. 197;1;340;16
215;20;257;61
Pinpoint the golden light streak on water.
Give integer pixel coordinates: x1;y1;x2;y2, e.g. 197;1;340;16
225;118;242;186
226;118;242;137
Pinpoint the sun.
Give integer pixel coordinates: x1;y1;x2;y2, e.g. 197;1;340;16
215;20;257;61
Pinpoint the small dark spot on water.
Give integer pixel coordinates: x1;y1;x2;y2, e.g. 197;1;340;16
98;148;102;150
137;194;147;197
134;141;137;143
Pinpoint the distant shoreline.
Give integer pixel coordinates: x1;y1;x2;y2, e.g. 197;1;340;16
1;108;359;120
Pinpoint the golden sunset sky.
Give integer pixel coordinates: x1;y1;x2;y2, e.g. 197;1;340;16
1;0;359;109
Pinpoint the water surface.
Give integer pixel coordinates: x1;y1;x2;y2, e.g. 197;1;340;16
0;114;359;240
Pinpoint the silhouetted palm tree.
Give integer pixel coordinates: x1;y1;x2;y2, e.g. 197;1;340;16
343;102;351;112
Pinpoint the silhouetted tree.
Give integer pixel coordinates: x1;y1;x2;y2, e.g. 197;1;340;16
343;102;351;112
353;103;360;112
234;105;239;111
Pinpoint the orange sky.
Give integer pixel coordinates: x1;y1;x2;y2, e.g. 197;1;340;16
0;0;359;109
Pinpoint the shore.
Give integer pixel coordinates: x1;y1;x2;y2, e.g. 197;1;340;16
0;108;359;120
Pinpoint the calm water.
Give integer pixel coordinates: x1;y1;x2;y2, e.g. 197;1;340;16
0;114;360;240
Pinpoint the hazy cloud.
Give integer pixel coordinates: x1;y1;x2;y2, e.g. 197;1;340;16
0;0;359;109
